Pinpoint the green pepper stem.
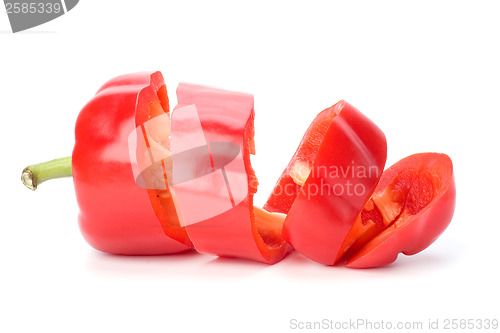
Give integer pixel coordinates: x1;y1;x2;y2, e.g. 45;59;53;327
22;156;73;191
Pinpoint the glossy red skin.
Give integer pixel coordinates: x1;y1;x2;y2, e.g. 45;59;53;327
72;72;191;255
346;153;456;268
266;101;387;265
173;83;293;264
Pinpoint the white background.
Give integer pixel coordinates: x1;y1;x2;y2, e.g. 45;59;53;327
1;1;499;332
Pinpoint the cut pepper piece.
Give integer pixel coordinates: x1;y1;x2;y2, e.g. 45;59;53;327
345;153;456;268
73;72;192;254
169;83;293;264
265;101;387;265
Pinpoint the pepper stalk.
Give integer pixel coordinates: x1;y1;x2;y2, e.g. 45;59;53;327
21;157;73;191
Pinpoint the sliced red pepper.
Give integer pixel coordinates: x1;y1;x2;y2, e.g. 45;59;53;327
344;153;456;268
21;72;456;268
72;72;192;254
264;101;387;265
168;83;293;264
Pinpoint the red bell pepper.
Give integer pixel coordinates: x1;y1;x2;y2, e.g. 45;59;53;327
264;101;388;265
21;72;456;268
343;153;456;268
168;83;293;264
22;72;193;255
